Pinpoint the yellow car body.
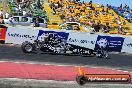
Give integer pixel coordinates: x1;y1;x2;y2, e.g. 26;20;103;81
48;22;88;32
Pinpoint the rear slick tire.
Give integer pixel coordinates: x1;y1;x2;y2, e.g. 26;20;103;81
21;41;34;53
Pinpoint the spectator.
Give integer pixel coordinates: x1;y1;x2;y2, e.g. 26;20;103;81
89;3;94;10
100;8;106;14
102;23;110;33
0;17;3;24
9;15;14;26
87;21;95;32
22;10;26;16
118;24;123;34
94;10;99;17
111;12;114;16
106;4;109;8
123;20;126;25
106;7;109;13
0;10;3;18
5;12;9;19
28;11;33;17
94;22;101;32
17;0;21;4
15;6;18;12
101;4;104;8
89;0;92;5
37;0;43;9
117;19;122;25
87;12;91;19
120;4;122;9
53;7;56;15
96;3;100;8
33;20;40;27
60;14;65;20
18;4;22;11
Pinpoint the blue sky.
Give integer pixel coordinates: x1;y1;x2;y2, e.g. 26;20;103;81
80;0;132;9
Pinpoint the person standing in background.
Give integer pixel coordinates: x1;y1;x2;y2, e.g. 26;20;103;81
9;15;14;26
118;24;123;34
0;10;3;19
102;23;110;33
5;12;9;19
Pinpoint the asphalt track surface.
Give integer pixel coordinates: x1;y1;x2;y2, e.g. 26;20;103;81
0;44;132;88
0;44;132;71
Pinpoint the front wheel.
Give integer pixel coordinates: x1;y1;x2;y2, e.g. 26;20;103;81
96;50;109;58
21;41;34;53
103;50;109;59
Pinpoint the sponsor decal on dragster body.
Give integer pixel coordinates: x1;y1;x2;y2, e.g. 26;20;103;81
37;30;69;41
95;35;124;52
67;33;98;50
38;30;98;50
68;38;95;44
